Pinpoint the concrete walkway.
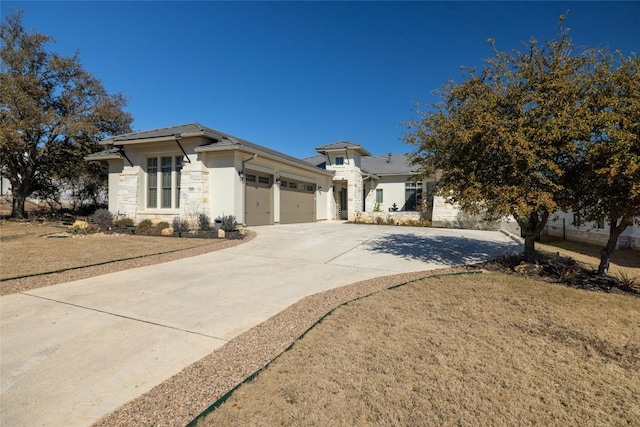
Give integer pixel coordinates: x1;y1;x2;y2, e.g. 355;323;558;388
1;222;519;426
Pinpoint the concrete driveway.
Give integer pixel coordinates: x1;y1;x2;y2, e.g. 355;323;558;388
1;222;519;426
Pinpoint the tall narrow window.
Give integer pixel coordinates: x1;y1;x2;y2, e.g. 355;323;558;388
147;158;158;208
175;156;182;208
161;157;172;208
405;180;421;211
376;188;383;203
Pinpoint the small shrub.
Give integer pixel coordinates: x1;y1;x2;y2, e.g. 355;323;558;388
218;214;238;232
114;217;134;230
494;254;521;270
85;224;100;234
136;219;153;235
70;220;88;234
373;203;381;212
375;216;385;225
156;221;171;231
548;260;580;285
385;215;395;225
615;269;639;291
91;209;113;231
172;216;190;235
198;213;211;231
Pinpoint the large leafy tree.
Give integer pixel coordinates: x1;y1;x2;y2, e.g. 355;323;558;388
564;53;640;275
0;10;132;218
405;20;593;263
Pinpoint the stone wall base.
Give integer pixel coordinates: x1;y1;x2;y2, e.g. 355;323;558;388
354;211;426;225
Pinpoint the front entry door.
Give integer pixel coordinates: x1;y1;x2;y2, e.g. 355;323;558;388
340;189;348;220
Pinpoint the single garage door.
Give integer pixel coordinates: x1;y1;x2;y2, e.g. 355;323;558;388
245;171;273;226
280;179;316;224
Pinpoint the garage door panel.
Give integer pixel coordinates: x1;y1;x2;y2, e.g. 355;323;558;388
245;171;273;226
280;179;315;224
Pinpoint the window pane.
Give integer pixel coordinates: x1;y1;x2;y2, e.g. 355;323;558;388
161;157;172;208
335;156;344;165
147;158;158;208
175;156;182;208
258;176;269;185
376;188;383;203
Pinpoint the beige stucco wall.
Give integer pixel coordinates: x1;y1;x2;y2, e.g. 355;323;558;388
375;176;411;212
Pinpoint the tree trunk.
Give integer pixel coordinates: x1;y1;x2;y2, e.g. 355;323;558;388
11;194;26;219
514;208;549;264
523;233;537;263
597;216;631;276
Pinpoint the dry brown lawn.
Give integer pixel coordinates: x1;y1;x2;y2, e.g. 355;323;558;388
199;271;640;426
0;221;221;280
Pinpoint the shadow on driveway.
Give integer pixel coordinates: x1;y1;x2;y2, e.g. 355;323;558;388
365;233;519;266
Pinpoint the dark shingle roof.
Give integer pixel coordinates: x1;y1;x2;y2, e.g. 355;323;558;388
362;154;419;176
101;123;212;143
303;155;327;168
304;152;418;176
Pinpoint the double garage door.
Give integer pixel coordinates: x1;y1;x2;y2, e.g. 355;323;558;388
244;171;316;226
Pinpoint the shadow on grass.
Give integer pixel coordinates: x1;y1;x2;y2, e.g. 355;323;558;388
365;233;520;266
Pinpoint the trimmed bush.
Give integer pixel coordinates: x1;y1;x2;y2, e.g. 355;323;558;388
113;217;134;230
219;214;238;232
172;216;190;235
91;209;113;231
198;213;211;231
136;219;153;234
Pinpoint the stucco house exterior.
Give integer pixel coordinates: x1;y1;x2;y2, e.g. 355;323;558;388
87;123;455;226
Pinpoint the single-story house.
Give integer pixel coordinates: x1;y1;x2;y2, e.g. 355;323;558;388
87;123;457;226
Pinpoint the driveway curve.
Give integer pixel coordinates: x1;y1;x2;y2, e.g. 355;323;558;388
1;222;519;426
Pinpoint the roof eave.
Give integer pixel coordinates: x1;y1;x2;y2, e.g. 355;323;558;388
196;145;334;177
84;153;122;161
315;145;372;157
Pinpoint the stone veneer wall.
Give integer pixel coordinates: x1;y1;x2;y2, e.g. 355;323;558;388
179;168;210;222
115;168;140;220
430;196;461;226
332;168;363;221
355;211;422;224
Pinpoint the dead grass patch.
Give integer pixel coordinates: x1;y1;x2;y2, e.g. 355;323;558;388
0;221;253;296
538;239;640;272
0;221;217;280
199;272;640;426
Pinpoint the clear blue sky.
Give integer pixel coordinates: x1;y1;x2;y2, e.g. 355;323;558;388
2;1;639;158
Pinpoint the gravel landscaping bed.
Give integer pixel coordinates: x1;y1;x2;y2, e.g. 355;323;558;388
92;265;474;427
